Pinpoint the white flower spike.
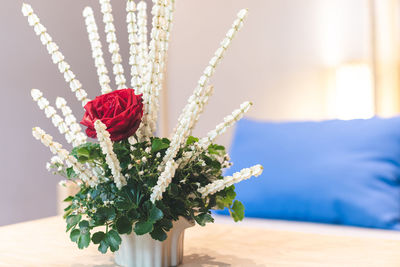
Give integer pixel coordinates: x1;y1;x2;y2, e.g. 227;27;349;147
83;6;112;95
98;0;127;89
126;0;142;89
198;165;263;198
94;120;127;189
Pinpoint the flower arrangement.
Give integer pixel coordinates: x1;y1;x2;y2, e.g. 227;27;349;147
23;0;263;254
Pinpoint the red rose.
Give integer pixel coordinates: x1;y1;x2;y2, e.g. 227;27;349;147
80;89;143;141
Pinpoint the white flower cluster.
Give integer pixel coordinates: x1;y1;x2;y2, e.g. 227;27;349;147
94;120;127;189
197;165;264;198
83;7;112;95
46;155;64;172
99;0;127;89
32;127;98;187
22;3;90;106
55;97;87;146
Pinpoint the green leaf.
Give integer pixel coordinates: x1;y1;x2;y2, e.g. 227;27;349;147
230;200;245;222
116;216;132;234
149;206;163;223
186;136;199;145
70;229;80;242
77;232;91;249
94;207;116;225
150;227;167;241
63;196;74;202
79;220;90;234
105;230;121;252
134;220;154;235
113;142;130;157
127;208;140;221
194;213;214;226
66;167;77;179
77;147;90;158
98;240;109;254
216;185;236;209
92;231;105;244
208;144;226;155
66;215;81;232
71;142;102;163
151;138;170;153
115;199;131;210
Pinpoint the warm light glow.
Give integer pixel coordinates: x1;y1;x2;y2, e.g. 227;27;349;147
334;63;374;120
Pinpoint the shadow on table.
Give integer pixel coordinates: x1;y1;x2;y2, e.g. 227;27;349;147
182;252;265;267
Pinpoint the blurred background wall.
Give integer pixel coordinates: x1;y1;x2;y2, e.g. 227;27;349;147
1;0;398;226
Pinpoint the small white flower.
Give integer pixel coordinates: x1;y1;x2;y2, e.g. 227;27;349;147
156;152;161;158
138;170;144;175
145;147;151;153
128;164;133;170
90;207;97;213
46;162;51;171
141;157;147;163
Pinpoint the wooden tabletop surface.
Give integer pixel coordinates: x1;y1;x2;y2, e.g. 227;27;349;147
1;216;400;266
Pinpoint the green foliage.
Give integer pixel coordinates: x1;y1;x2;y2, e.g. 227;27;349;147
63;136;247;253
71;143;103;164
230;200;245;222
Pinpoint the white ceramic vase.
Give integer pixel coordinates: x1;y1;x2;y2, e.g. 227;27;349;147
114;217;195;267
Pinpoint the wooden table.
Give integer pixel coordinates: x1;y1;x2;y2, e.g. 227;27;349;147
1;216;400;266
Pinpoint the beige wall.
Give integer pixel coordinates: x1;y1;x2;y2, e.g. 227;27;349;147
1;0;371;226
166;0;371;147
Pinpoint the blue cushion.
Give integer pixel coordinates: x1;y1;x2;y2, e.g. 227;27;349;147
216;117;400;230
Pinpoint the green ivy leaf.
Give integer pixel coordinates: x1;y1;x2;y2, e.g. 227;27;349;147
66;214;81;232
151;138;170;153
216;186;236;209
79;220;89;234
127;208;140;221
105;230;121;252
149;206;163;223
92;231;106;244
70;229;80;242
194;213;214;226
94;207;116;225
98;240;109;254
150;227;167;241
116;216;132;234
115;199;131;210
230;200;245;222
134;220;154;235
77;232;91;249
